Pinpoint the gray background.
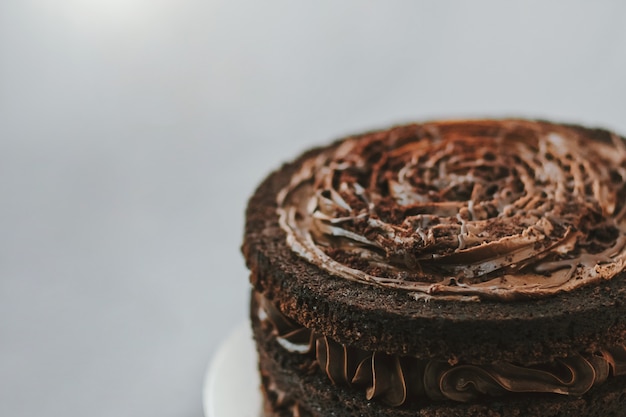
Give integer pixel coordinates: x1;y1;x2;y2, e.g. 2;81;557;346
1;1;626;416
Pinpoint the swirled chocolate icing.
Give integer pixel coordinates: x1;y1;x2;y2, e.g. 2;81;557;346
277;120;626;300
254;292;626;406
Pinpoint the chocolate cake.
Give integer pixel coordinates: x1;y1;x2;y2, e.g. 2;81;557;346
242;119;626;416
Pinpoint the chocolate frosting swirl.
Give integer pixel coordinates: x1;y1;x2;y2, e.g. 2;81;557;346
255;291;626;406
277;120;626;300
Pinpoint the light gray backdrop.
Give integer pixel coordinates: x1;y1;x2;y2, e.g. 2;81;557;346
1;1;625;416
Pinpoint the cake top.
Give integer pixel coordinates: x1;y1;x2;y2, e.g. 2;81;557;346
277;119;626;301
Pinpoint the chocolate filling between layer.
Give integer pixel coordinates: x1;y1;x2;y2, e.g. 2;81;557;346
254;291;626;406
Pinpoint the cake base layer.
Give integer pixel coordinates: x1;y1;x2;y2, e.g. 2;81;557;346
252;309;626;417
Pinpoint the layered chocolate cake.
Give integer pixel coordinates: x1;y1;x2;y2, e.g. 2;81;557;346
242;119;626;416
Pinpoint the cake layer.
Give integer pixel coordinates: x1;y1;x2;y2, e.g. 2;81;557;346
244;119;626;415
252;290;626;407
244;120;626;363
253;307;626;417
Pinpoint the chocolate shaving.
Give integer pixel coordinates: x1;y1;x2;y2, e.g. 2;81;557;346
277;120;626;301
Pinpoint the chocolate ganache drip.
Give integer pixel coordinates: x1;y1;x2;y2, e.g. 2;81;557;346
255;292;626;406
277;120;626;300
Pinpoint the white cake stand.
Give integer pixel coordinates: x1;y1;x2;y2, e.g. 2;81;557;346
203;322;261;417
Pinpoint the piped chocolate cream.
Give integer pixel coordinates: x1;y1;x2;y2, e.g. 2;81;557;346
254;291;626;406
277;120;626;301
